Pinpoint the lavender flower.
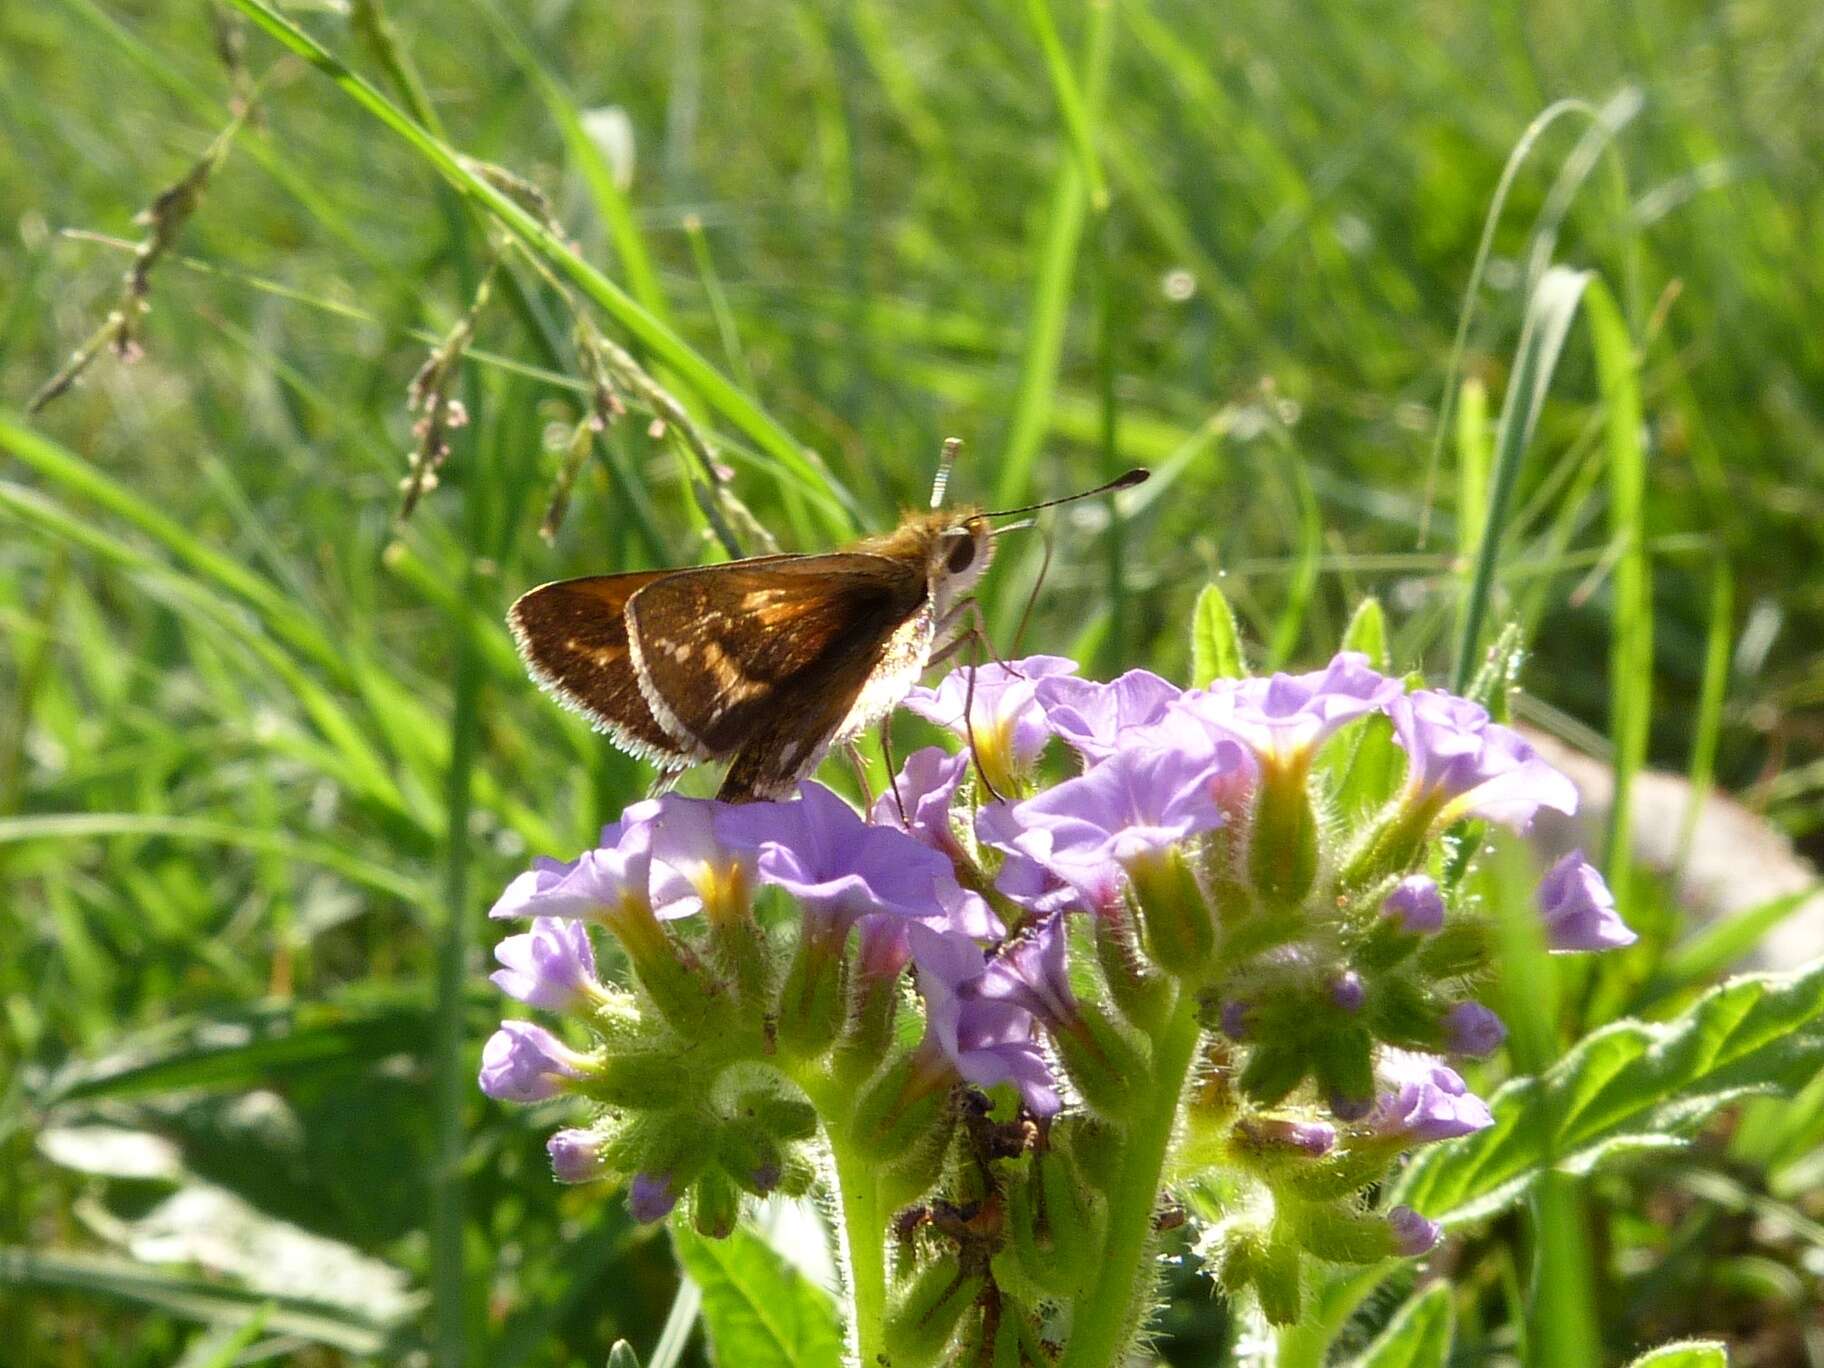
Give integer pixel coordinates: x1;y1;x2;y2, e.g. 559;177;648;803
913;929;1060;1117
963;913;1080;1034
1382;875;1445;934
1003;717;1241;873
645;795;755;926
870;745;970;863
977;800;1123;918
1033;668;1181;762
488;802;661;922
478;1021;592;1103
1388;691;1579;831
1368;1050;1494;1144
490;917;604;1012
901;655;1077;791
548;1128;610;1183
715;782;999;943
1182;652;1399;773
1388;1205;1441;1256
628;1172;678;1224
1443;1001;1506;1057
1537;851;1638;952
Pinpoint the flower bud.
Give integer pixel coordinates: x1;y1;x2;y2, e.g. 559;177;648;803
547;1128;612;1184
690;1167;741;1240
1382;875;1445;934
628;1171;678;1224
885;1257;982;1368
1230;1115;1337;1166
1443;1001;1505;1057
1388;1204;1442;1256
1329;971;1365;1013
478;1022;593;1103
1537;852;1638;952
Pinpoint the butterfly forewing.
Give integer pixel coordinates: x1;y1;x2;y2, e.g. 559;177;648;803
508;572;688;763
624;554;929;794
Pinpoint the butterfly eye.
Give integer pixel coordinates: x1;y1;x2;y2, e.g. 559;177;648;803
944;532;977;574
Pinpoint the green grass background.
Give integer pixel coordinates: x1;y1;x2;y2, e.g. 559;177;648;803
2;0;1822;1363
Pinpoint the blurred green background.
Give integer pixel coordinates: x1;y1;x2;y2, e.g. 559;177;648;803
2;0;1822;1363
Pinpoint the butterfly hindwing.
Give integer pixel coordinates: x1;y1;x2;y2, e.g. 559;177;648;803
508;572;688;762
624;553;929;766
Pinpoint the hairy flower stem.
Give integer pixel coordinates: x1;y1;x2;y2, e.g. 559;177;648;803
824;1116;889;1367
1059;989;1203;1368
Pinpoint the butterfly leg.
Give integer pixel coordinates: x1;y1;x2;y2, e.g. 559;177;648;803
844;741;876;809
878;716;909;826
646;765;687;799
959;646;1010;804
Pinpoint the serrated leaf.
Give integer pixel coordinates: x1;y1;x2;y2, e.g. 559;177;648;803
1352;1281;1453;1368
1191;582;1245;685
1340;598;1390;672
1625;1340;1729;1367
672;1224;842;1368
1395;963;1824;1225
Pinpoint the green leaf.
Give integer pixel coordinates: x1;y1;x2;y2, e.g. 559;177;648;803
1638;887;1822;1008
1340;597;1390;672
1353;1281;1454;1368
1191;582;1246;685
1395;962;1824;1225
0;1247;402;1356
1624;1340;1729;1368
671;1224;842;1368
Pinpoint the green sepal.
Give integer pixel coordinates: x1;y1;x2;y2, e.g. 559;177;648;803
1248;770;1320;906
1311;1026;1375;1115
708;917;774;1018
715;1119;784;1196
776;933;848;1062
1280;1145;1397;1201
1255;1232;1304;1326
1131;849;1217;979
884;1256;981;1368
1367;978;1446;1051
1353;913;1419;971
584;1048;711;1109
851;1055;948;1160
1055;1000;1147;1117
1288;1201;1399;1265
1239;1042;1308;1106
1415;921;1493;979
1094;908;1171;1031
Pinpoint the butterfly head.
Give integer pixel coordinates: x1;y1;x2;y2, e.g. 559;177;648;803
928;512;993;619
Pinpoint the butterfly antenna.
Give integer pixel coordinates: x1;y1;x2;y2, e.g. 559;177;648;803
929;436;963;509
1012;527;1054;656
983;467;1148;521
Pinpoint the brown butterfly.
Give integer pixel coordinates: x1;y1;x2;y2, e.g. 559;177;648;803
508;441;1146;802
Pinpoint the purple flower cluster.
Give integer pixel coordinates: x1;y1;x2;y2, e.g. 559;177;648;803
478;646;1638;1263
